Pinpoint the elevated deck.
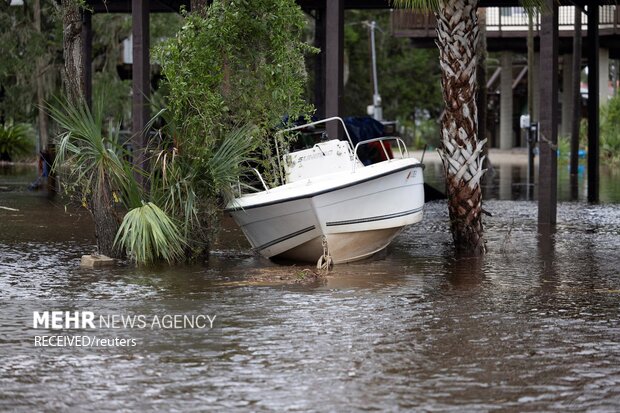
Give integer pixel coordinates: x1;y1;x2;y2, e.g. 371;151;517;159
392;5;620;55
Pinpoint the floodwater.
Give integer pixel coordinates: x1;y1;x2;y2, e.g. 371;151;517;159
1;162;620;412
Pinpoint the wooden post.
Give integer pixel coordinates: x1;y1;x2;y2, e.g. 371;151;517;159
538;0;558;226
587;4;599;203
570;7;582;200
314;6;326;119
132;0;150;178
325;0;343;140
81;10;92;109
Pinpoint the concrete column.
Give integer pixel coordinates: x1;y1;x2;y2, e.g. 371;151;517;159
599;48;610;105
532;52;541;122
500;51;513;150
561;54;573;138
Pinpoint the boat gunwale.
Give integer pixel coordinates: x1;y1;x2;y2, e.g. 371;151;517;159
226;162;424;212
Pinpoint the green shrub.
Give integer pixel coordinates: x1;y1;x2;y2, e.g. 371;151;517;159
557;135;570;161
156;0;316;186
0;121;35;161
601;94;620;164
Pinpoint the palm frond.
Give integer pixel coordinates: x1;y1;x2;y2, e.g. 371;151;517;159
114;201;186;265
392;0;440;12
149;148;199;235
206;123;258;202
0;121;35;158
47;94;142;205
521;0;548;15
392;0;548;14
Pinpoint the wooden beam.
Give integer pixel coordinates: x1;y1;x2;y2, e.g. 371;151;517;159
587;4;600;203
132;0;150;177
538;0;558;226
325;0;343;140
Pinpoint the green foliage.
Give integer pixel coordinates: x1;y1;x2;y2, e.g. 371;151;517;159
342;11;443;134
557;135;570;162
0;121;35;160
402;117;440;149
156;0;315;185
48;94;189;265
392;0;546;14
578;96;620;165
0;1;62;123
49;93;260;265
579;117;588;148
115;202;186;265
148;113;256;233
600;94;620;164
392;0;440;12
48;95;133;205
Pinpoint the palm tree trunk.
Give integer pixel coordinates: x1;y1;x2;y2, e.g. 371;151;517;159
92;182;122;257
435;0;486;254
61;0;84;105
61;0;122;257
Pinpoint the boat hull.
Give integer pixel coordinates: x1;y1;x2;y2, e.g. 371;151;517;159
228;158;424;264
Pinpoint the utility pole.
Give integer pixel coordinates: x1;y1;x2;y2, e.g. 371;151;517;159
367;20;383;121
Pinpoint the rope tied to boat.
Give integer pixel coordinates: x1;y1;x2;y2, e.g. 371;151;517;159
316;236;333;273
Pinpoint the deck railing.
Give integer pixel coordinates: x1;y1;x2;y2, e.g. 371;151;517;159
392;5;620;37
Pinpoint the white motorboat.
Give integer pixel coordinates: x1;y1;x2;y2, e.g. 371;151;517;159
225;117;425;265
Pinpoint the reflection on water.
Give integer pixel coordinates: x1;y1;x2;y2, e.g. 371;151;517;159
424;158;620;203
1;165;620;411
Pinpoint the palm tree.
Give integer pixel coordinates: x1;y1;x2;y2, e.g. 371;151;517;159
395;0;486;255
48;95;129;258
60;0;84;105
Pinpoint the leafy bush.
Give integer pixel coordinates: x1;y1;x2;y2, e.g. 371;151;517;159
49;93;258;265
576;95;620;165
557;135;570;161
156;0;315;185
0;121;35;161
601;94;620;164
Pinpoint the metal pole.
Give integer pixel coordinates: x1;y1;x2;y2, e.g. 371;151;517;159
369;20;382;121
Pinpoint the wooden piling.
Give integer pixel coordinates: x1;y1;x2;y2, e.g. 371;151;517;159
587;4;600;203
325;0;343;140
131;0;150;181
538;0;558;226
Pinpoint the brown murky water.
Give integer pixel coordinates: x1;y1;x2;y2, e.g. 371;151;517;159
1;163;620;411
